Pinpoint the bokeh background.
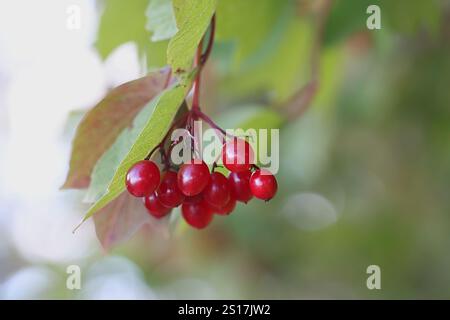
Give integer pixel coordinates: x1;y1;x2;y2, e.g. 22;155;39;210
0;0;449;299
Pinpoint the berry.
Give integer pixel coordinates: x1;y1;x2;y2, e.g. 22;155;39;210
177;160;211;196
184;194;204;204
125;160;160;197
181;198;213;229
249;169;278;200
156;170;185;207
222;138;254;172
228;170;253;203
203;172;230;209
143;192;171;218
214;195;237;215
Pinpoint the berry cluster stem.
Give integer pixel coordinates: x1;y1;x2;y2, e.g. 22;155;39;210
192;14;215;112
192;40;203;111
145;15;225;167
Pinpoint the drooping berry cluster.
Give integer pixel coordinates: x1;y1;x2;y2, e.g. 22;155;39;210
124;14;278;229
125;138;278;229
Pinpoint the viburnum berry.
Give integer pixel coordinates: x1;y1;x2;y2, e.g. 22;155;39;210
228;170;253;203
143;192;171;218
214;195;237;215
181;197;214;229
183;194;204;204
177;160;211;196
125;160;160;197
222;138;254;172
156;170;185;207
203;171;230;209
249;169;278;200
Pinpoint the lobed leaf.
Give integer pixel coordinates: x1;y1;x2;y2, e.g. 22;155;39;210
62;69;170;189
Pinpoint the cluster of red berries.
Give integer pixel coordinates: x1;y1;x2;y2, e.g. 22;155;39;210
125;139;278;229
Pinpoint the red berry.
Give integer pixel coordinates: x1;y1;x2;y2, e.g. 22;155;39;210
249;169;278;200
222;138;254;172
177;160;210;196
156;170;185;207
143;192;171;218
228;170;253;203
203;172;230;209
181;198;213;229
125;160;160;197
184;194;204;204
215;195;237;215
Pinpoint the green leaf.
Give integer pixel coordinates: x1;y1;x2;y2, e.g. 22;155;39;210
79;77;193;225
83;96;160;202
96;0;150;59
145;0;178;41
167;0;217;73
62;69;170;189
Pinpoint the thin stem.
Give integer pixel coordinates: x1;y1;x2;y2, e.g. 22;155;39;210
192;14;215;111
201;14;216;66
145;112;189;160
195;110;227;136
192;40;203;111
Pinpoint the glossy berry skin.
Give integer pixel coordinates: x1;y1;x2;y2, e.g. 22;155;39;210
181;198;214;229
222;138;254;172
177;161;210;196
125;160;160;197
249;169;278;200
184;194;204;204
203;172;230;209
156;170;185;207
144;192;171;218
214;195;237;215
228;170;253;203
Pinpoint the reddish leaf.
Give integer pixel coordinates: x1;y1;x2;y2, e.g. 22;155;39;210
93;191;165;250
62;68;171;189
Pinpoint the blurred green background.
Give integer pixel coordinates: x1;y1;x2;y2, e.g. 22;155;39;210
0;0;449;299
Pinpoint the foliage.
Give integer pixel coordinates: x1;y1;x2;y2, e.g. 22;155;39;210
63;69;170;189
64;0;446;251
